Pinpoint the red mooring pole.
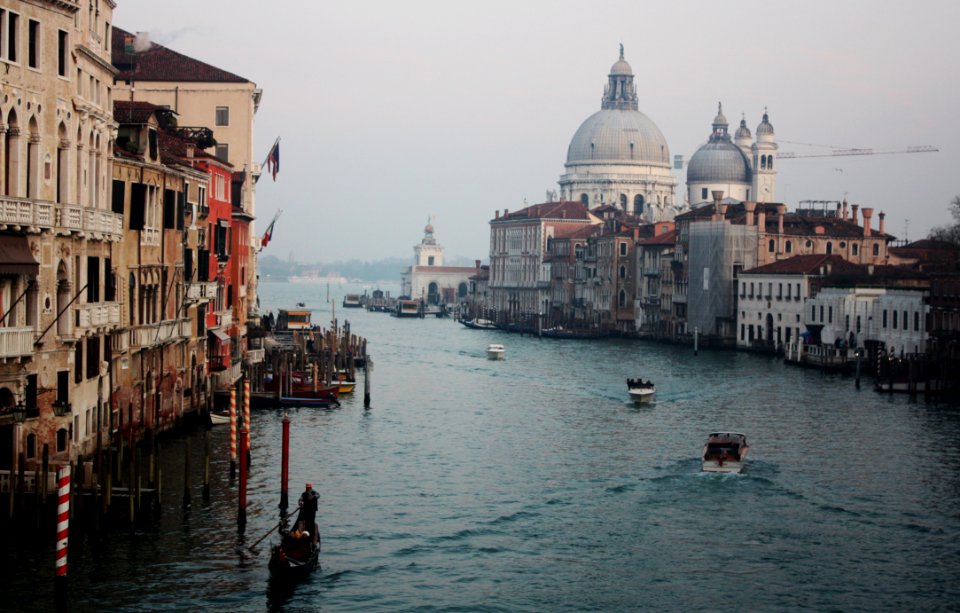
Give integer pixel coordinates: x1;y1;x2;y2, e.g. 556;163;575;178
280;413;290;511
55;465;70;598
238;428;248;530
229;388;237;479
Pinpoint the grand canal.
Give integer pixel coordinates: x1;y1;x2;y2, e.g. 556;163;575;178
3;280;959;611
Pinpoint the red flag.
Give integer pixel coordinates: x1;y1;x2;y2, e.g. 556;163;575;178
260;212;280;250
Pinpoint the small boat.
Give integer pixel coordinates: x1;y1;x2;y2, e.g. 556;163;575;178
269;520;320;582
209;411;230;426
278;390;340;408
461;318;498;330
393;299;421;318
701;432;750;474
626;378;656;404
334;373;356;394
487;343;505;360
342;294;363;308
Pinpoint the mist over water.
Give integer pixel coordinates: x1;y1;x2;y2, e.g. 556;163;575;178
5;281;959;611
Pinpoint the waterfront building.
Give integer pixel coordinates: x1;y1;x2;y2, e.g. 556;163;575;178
634;224;676;338
488;201;599;324
672;195;893;345
400;221;474;305
591;207;647;334
543;224;597;327
0;0;118;475
111;27;260;366
558;47;679;221
736;254;859;351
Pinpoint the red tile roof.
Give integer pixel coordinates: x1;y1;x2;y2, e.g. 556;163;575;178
677;202;894;240
112;27;250;83
494;200;593;222
113;100;171;125
742;254;860;275
638;229;676;246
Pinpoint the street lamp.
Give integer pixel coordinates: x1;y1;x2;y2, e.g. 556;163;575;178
52;400;71;417
12;401;27;424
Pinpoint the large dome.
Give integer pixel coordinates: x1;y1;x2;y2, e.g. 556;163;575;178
566;109;671;167
687;140;751;183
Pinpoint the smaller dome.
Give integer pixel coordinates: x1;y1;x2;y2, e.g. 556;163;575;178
712;102;727;128
424;223;434;234
610;59;632;76
687;141;752;184
734;117;751;140
756;110;774;136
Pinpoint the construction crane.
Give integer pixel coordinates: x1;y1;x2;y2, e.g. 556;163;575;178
778;144;938;159
673;143;938;168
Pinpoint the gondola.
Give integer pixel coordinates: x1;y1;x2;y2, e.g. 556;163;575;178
269;512;321;582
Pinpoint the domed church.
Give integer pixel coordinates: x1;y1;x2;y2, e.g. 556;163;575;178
686;103;778;207
558;46;679;221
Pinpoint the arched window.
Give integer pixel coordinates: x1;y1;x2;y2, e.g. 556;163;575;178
580;193;589;206
4;109;20;196
619;265;626;279
634;194;644;216
785;240;793;253
619;242;627;257
768;156;773;170
457;282;467;299
618;289;626;308
852;244;859;256
619;194;627;209
768;239;775;253
873;243;880;256
56;428;69;453
826;242;833;254
760;155;767;170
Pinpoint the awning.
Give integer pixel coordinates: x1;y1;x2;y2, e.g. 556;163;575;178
0;235;39;275
208;328;231;343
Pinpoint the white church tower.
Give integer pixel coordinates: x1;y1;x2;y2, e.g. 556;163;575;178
751;109;778;203
414;219;444;267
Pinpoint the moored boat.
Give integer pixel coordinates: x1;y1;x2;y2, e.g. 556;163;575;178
209;411;230;425
626;378;655;404
701;432;749;474
342;294;362;308
487;343;505;360
394;299;421;318
461;318;499;330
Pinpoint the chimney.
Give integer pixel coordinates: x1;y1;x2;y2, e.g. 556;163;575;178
744;201;757;226
861;207;874;237
878;211;886;235
475;259;481;273
757;206;766;232
504;208;509;217
776;204;786;235
851;204;859;225
836;202;842;218
842;199;849;221
495;210;500;220
712;190;724;220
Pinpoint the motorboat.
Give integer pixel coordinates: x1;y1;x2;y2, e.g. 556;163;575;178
701;432;750;474
487;343;505;360
626;378;655;404
461;318;499;330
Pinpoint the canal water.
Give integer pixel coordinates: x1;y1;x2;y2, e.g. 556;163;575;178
3;280;960;611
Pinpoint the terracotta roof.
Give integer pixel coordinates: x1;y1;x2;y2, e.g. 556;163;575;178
114;100;171;125
742;254;860;275
157;130;221;166
494;200;593;222
638;229;676;246
112;27;250;83
677;202;894;240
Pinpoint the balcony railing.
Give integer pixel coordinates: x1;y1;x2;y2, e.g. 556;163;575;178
141;227;160;246
130;319;190;348
0;197;54;229
246;347;265;364
187;281;217;302
111;329;130;353
75;302;121;331
219;311;233;329
55;205;123;241
0;327;35;359
212;360;242;389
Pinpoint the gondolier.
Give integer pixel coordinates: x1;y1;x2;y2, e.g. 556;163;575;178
298;483;319;531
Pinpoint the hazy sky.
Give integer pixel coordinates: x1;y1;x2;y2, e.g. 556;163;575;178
118;0;959;263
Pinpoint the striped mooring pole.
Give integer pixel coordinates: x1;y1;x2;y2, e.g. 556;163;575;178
55;465;70;594
243;378;251;467
229;388;237;479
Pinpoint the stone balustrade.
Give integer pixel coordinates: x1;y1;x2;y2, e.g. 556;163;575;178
0;327;35;359
75;302;121;331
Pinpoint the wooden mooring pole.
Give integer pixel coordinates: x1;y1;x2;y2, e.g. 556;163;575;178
280;413;290;511
238;428;249;530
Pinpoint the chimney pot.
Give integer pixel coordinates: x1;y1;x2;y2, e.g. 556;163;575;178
878;211;886;235
851;204;859;225
842;199;849;221
861;207;874;237
744;201;757;226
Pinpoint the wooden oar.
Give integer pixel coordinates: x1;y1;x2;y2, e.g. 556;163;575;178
249;510;297;551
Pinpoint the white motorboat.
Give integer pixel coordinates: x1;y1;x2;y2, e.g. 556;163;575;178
701;432;749;474
626;378;655;404
209;411;230;426
487;343;505;360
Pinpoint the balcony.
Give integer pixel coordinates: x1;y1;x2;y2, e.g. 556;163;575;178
246;347;265;365
0;197;54;230
0;327;35;360
75;302;121;331
218;311;233;329
141;227;160;246
111;329;130;353
130;319;189;349
212;360;242;389
187;281;217;302
55;205;124;241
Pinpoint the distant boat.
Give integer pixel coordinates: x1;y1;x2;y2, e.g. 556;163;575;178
342;294;362;308
626;378;655;404
487;343;505;360
701;432;750;474
393;299;421;318
461;318;498;330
